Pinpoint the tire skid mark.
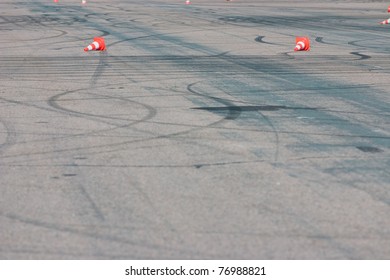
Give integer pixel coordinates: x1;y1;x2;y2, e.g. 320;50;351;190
188;82;281;162
219;14;389;39
0;248;148;259
256;111;280;162
280;51;295;60
74;179;106;222
187;82;242;120
90;51;108;86
0;85;155;155
0;159;267;169
35;83;232;160
47;50;200;239
0;15;24;28
350;51;371;60
48;88;158;137
0;210;209;257
0;118;17;156
2;124;389;163
47;53;157;133
48;55;164;230
255;35;277;45
315;36;333;45
2;81;223;161
0;28;67;43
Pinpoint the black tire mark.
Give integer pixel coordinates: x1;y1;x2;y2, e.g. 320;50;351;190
187;82;282;162
0;86;157;156
187;82;242;121
74;179;106;222
350;51;371;60
280;51;295;60
0;15;24;28
0;118;17;156
1;159;267;169
256;111;280;162
39;82;237;160
315;37;333;45
46;54;156;129
0;28;67;43
84;12;111;19
2;125;389;163
0;210;211;258
48;88;158;134
188;81;282;162
90;51;108;86
347;39;367;48
255;35;276;45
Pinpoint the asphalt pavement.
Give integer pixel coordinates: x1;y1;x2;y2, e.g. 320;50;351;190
0;0;389;259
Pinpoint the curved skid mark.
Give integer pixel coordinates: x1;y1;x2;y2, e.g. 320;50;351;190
315;37;333;45
96;29;110;37
0;29;68;43
2;122;389;163
350;51;371;60
347;39;378;49
30;81;237;159
186;82;283;163
255;35;276;45
280;51;295;60
187;81;281;162
47;87;158;136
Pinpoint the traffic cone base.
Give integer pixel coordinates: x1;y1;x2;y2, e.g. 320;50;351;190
84;37;106;52
294;37;310;51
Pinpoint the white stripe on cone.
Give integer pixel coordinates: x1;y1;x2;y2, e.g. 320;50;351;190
381;18;390;24
295;41;305;51
86;42;100;51
92;41;100;49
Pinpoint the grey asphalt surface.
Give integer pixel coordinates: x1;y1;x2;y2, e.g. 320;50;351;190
0;0;389;259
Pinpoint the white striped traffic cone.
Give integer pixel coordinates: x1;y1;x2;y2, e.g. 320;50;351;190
84;37;106;52
380;18;390;25
294;37;310;51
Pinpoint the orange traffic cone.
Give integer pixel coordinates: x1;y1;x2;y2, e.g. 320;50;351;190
185;0;191;4
84;37;106;52
380;18;390;25
54;0;58;2
82;0;87;4
388;6;390;13
294;37;310;51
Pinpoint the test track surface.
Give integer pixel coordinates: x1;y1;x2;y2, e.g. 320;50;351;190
0;0;389;259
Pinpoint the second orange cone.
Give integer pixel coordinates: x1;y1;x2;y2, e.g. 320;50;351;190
294;37;310;51
84;37;106;52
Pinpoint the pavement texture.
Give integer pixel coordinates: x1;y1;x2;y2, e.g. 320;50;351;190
0;0;389;259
